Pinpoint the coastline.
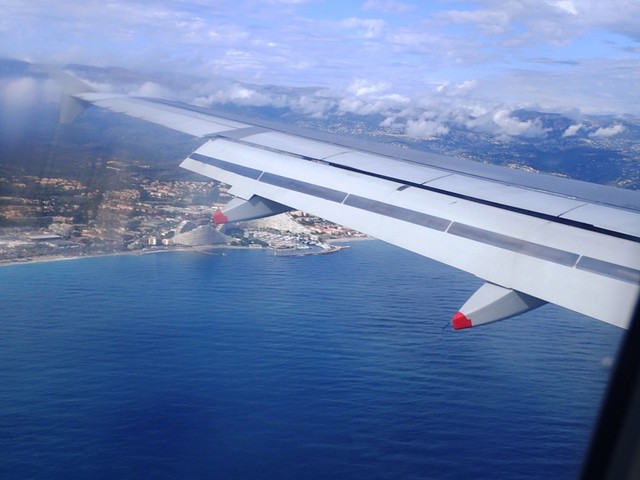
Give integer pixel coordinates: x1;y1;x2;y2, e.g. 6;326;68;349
0;236;374;268
326;235;374;244
0;247;192;268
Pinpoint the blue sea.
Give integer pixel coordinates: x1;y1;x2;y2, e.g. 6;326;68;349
0;241;623;479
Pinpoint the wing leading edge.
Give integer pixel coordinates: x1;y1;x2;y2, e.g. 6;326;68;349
64;87;640;330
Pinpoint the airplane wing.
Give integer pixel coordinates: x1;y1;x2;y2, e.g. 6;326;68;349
61;88;640;330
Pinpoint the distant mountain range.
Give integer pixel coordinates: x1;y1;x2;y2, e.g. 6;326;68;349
286;109;640;189
1;58;638;190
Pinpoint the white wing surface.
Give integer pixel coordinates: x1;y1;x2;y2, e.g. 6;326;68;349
69;91;640;330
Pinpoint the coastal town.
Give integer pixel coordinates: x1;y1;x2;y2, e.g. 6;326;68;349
0;161;365;265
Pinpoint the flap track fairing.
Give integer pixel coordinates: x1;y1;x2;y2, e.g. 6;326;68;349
213;195;292;225
452;283;546;330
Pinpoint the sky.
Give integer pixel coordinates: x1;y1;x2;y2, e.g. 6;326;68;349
1;0;639;138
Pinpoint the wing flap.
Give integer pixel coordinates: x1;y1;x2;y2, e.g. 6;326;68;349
424;174;588;216
560;203;640;238
242;131;352;159
325;150;453;183
453;283;547;329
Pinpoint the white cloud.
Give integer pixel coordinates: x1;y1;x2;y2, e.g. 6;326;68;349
131;82;175;98
491;110;549;137
436;80;478;97
436;8;512;35
457;107;550;139
333;78;411;116
562;123;583;137
590;124;626;138
362;0;416;15
341;17;386;39
552;1;578;16
433;0;640;45
290;95;336;118
347;78;391;96
193;83;287;107
405;118;450;139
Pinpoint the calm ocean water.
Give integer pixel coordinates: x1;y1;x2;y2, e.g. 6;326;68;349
0;241;623;479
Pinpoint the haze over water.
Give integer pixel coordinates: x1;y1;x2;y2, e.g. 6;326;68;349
0;241;623;479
